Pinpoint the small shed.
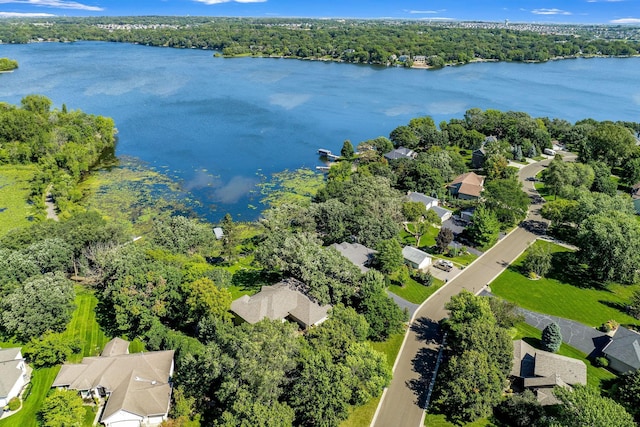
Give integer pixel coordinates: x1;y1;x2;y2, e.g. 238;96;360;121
402;246;432;271
213;227;224;240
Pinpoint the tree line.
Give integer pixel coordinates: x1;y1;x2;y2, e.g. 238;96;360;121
0;17;639;67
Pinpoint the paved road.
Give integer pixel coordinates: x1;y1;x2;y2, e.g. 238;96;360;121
371;154;574;427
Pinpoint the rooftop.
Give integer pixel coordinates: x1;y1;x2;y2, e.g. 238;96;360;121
332;242;376;273
402;246;431;266
603;326;640;370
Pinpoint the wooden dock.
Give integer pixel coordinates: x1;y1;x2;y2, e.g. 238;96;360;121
317;149;340;161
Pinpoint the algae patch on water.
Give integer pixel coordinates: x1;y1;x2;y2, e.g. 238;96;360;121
258;168;324;208
79;157;199;232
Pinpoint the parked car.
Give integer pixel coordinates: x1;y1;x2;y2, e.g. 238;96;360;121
434;260;453;272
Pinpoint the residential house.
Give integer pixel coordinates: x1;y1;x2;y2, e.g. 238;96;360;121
383;146;417;161
332;242;377;273
0;348;28;409
402;246;432;270
471;136;496;169
230;280;332;329
213;227;224;240
511;340;586;405
448;172;485;200
407;192;453;222
602;326;640;374
52;339;174;427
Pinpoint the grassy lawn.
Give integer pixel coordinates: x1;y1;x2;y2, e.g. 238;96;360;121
341;332;405;427
491;241;640;328
513;323;616;390
0;165;36;237
423;414;492;427
389;276;444;305
402;223;439;248
63;286;110;362
82;406;97;426
0;366;59;427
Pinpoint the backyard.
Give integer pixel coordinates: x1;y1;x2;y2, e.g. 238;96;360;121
491;241;640;328
0;165;36;236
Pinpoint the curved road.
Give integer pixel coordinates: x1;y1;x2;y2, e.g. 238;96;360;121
372;154;575;427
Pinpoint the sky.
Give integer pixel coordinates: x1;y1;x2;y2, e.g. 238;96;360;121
0;0;638;24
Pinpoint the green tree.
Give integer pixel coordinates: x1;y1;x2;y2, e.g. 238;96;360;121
23;331;81;368
584;122;637;167
523;243;552;278
484;178;530;228
494;390;546;427
374;239;404;274
577;211;640;284
185;277;233;324
541;322;562;353
340;140;354;159
466;205;500;250
21;94;52;115
1;272;75;340
435;227;453;254
402;201;427;222
613;369;640;421
40;389;85;427
554;385;635;427
620;157;640;186
358;290;407;341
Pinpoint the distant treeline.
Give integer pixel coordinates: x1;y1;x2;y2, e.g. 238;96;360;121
1;17;639;67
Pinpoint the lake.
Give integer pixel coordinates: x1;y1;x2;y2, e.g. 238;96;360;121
0;41;639;221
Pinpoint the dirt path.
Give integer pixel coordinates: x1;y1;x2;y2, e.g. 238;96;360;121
45;187;59;221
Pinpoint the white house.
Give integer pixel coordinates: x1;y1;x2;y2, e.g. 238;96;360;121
406;192;453;222
0;348;28;408
402;246;432;270
52;339;174;427
213;227;224;240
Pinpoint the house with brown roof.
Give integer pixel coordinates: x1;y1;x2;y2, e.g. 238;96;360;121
52;338;174;427
602;326;640;374
511;340;586;405
448;172;485;200
0;347;28;410
230;280;332;329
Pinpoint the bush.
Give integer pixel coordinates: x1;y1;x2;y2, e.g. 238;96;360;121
8;397;20;411
593;356;609;368
600;319;620;333
410;269;433;287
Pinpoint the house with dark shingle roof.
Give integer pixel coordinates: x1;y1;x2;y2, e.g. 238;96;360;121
602;326;640;374
52;339;174;427
406;192;452;222
511;340;586;405
0;347;28;409
448;172;485;200
230;281;332;329
384;146;417;161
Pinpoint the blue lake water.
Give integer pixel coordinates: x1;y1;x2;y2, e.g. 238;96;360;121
1;41;639;221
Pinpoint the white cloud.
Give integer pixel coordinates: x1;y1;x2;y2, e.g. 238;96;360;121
610;17;640;23
0;11;55;16
408;10;445;14
532;8;572;15
193;0;266;4
0;0;103;11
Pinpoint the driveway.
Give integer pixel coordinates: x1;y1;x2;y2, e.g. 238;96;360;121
372;158;560;427
387;291;420;319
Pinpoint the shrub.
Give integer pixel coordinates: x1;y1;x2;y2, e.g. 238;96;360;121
600;319;620;333
593;357;609;368
410;269;433;287
8;397;20;411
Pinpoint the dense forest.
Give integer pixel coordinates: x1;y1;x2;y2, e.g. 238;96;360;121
2;93;640;425
0;17;639;67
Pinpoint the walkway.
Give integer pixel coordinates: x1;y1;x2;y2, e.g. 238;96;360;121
371;154;575;427
45;186;59;221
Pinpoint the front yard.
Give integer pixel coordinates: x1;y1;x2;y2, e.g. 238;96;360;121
491;241;640;328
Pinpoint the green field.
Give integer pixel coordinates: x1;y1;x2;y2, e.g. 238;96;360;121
491;241;640;328
0;165;36;236
63;286;111;362
389;277;444;305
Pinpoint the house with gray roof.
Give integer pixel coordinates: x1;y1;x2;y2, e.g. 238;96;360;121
231;281;332;329
406;192;453;222
52;339;174;427
0;347;28;409
511;340;586;405
402;246;432;271
384;146;417;161
332;242;376;273
602;326;640;374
